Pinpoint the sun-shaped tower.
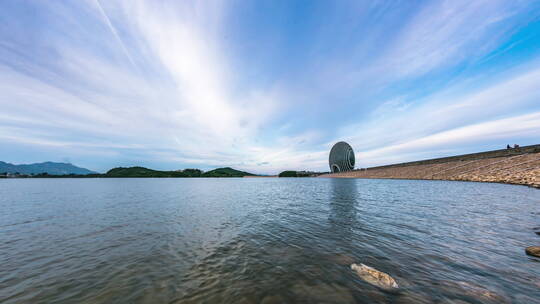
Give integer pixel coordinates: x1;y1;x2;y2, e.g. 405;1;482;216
329;141;355;173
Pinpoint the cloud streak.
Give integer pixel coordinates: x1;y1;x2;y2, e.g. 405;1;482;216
94;0;137;69
0;0;539;173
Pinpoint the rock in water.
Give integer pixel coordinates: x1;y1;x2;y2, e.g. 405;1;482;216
525;246;540;257
351;263;399;290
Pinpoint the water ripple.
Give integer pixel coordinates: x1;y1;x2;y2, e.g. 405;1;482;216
0;178;539;303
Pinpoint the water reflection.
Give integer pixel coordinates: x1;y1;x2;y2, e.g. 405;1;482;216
328;178;358;230
324;179;361;278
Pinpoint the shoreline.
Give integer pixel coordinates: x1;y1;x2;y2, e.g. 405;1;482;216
321;175;540;189
320;144;540;189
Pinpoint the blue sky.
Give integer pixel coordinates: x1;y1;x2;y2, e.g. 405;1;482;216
1;0;540;174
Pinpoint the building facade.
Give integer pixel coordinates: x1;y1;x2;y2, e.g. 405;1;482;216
329;141;355;173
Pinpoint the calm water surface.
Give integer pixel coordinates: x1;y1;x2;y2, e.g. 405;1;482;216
1;178;539;304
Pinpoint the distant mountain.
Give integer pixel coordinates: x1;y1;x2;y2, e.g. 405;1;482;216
105;166;255;178
0;161;97;175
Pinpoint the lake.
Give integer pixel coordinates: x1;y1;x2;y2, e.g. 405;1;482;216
1;178;539;303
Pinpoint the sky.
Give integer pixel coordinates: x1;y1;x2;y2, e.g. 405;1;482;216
1;0;540;174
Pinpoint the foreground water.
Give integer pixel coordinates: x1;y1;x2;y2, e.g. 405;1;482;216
1;178;539;304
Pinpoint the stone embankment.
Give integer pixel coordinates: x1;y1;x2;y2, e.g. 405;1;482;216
321;144;540;188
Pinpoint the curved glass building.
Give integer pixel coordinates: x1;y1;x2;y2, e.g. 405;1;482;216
329;141;355;173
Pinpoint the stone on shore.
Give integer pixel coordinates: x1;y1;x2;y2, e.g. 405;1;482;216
351;263;399;290
525;246;540;257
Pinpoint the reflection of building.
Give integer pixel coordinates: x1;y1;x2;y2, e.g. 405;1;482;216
329;141;355;173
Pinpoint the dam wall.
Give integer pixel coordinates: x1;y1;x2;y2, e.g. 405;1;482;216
321;144;540;188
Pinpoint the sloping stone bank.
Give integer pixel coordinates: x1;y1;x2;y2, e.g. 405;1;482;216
321;145;540;188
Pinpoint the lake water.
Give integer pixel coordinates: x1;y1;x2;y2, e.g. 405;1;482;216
1;178;539;304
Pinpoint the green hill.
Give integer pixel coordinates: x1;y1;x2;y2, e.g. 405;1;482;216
105;166;254;178
278;170;318;177
202;167;255;177
278;170;298;177
105;167;188;177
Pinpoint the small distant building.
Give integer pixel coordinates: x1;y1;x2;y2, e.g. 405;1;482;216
329;141;355;173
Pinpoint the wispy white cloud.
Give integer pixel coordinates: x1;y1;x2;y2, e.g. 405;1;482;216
93;0;137;68
375;0;528;77
341;65;540;167
0;1;288;172
358;111;540;166
0;0;539;173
